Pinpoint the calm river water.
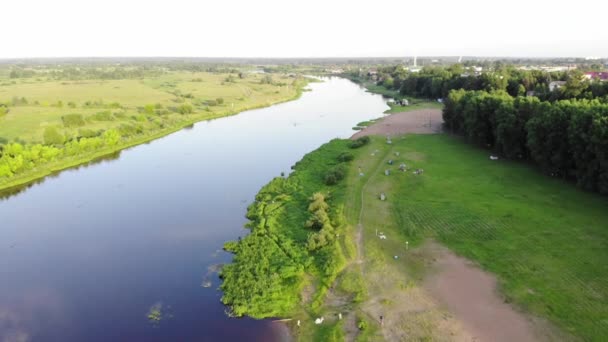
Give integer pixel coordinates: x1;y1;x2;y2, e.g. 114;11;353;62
0;77;388;341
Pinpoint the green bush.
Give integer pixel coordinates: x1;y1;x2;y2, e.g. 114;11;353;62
91;111;113;121
113;111;126;119
324;165;346;185
118;123;144;137
43;127;65;145
261;75;273;84
348;136;370;149
78;128;100;138
143;104;155;114
337;152;354;162
216;97;224;105
178;104;193;114
61;114;85;127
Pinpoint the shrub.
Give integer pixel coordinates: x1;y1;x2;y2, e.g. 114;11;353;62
337;152;354;162
132;114;148;122
143;104;155;114
12;96;28;106
113;112;126;119
216;97;224;105
348;136;370;149
261;75;273;84
62;114;85;127
78;128;100;138
43;127;65;145
324;165;346;185
118;123;144;137
178;104;193;114
91;111;113;121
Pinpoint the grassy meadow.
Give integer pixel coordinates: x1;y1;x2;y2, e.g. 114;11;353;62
343;134;608;341
0;69;307;190
223;128;608;341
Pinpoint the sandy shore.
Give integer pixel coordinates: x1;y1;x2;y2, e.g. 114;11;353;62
351;109;443;139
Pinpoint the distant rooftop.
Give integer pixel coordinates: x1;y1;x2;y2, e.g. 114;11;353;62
584;71;608;80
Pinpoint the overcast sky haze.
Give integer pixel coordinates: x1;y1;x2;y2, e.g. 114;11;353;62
2;0;607;59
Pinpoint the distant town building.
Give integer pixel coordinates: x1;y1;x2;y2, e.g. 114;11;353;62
367;69;378;81
584;72;608;81
517;65;576;72
549;81;567;91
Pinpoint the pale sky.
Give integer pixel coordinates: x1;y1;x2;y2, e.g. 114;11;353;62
2;0;607;58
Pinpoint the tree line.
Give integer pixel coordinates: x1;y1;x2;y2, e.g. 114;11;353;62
0;129;121;179
349;65;608;103
443;90;608;194
348;65;608;194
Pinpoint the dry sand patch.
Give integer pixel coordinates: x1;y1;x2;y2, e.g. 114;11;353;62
422;242;561;342
351;109;443;139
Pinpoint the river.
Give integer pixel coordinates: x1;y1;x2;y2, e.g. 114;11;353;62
0;77;388;341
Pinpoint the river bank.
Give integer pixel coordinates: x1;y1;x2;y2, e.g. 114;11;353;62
0;77;309;194
0;77;391;341
229;103;607;340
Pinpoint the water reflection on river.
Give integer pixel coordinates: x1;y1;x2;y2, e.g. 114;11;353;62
0;77;388;341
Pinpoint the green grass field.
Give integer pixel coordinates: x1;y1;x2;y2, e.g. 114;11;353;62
0;71;307;190
345;134;608;341
220;128;608;340
0;72;300;142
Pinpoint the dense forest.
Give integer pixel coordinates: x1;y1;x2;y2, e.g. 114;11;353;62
349;65;608;194
443;91;608;194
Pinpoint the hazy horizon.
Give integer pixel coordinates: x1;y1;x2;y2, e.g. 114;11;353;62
2;0;607;59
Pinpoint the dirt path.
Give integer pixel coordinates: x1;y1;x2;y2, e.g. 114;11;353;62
422;242;561;342
352;143;473;341
351;109;443;139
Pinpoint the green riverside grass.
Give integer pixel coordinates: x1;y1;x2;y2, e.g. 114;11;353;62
223;132;608;341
